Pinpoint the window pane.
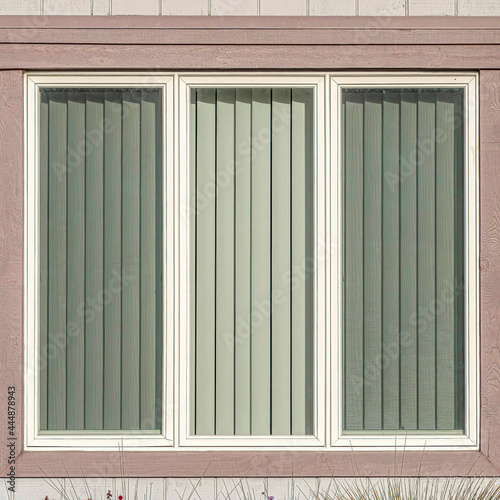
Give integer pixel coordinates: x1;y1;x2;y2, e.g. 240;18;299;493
342;88;465;432
39;88;163;432
190;88;315;436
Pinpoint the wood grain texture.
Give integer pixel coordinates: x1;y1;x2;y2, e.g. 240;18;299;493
410;0;454;15
43;0;90;14
11;450;499;477
162;0;208;15
479;70;500;467
359;0;405;15
6;25;500;46
0;71;23;474
112;0;158;15
4;44;500;69
309;0;356;15
0;0;40;15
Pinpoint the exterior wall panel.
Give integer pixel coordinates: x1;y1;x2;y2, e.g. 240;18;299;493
2;0;500;16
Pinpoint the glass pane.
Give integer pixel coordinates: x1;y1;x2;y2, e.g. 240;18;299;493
342;88;465;433
38;88;163;432
189;87;315;436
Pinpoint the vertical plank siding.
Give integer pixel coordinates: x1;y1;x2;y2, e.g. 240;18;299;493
343;93;364;431
194;88;216;435
234;89;252;436
39;88;163;431
84;92;105;430
66;93;86;430
47;93;67;430
190;87;314;436
342;89;465;432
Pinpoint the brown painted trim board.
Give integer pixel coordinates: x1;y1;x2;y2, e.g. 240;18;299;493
1;45;500;70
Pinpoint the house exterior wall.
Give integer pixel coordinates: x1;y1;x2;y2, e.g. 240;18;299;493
0;4;499;499
1;0;500;16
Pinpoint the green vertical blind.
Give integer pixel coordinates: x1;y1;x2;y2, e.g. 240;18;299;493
190;88;314;436
343;89;465;432
39;88;163;431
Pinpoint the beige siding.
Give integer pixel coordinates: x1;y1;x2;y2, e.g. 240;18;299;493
260;0;306;15
112;0;158;14
459;0;500;15
359;0;405;15
93;0;110;14
43;0;90;14
211;0;258;15
162;0;208;15
410;0;455;15
2;0;500;16
309;0;356;15
0;0;39;14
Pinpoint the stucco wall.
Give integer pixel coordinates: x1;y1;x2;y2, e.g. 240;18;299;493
0;0;500;16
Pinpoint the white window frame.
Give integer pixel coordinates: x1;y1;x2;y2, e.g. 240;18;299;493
24;71;478;451
24;73;175;450
177;74;327;448
330;73;479;450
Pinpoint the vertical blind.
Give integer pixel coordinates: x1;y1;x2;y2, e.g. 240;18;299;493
39;88;163;431
343;89;465;432
190;88;314;436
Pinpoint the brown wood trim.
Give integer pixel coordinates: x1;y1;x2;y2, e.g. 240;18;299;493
3;15;500;30
11;450;499;478
1;44;500;70
0;71;24;476
1;17;500;46
479;70;500;467
3;28;500;45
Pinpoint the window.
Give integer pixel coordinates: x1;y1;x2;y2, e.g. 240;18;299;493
331;74;478;449
25;73;476;451
25;75;174;448
177;75;326;447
